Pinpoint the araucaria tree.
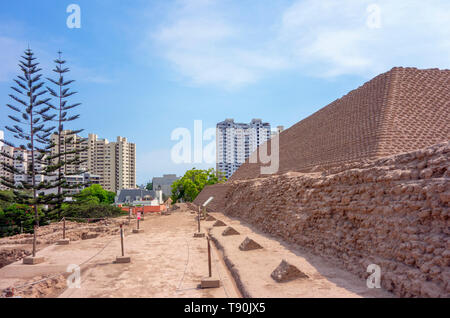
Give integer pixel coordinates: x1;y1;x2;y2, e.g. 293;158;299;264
45;51;85;218
0;48;55;256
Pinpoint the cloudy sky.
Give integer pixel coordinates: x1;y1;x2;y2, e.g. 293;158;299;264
1;0;449;184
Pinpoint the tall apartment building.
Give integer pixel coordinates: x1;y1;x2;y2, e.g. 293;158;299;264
1;130;136;193
0;143;13;191
50;130;89;175
216;119;271;179
86;134;136;193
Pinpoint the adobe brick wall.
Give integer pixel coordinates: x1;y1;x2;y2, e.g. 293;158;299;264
231;67;450;181
196;142;449;297
194;182;230;212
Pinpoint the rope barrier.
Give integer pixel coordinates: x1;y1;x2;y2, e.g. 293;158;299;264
176;240;190;292
1;217;135;297
1;210;235;298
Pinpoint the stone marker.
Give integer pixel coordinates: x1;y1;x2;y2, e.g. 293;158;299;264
213;220;226;227
200;277;220;289
239;237;263;251
205;215;216;221
23;256;45;265
222;226;240;236
115;256;131;264
81;232;99;240
56;239;70;245
271;260;308;283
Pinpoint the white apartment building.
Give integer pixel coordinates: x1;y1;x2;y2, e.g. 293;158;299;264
86;134;136;193
50;130;89;175
216;119;271;179
0;141;13;191
1;130;136;193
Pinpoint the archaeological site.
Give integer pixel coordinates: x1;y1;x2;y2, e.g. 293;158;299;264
194;67;450;298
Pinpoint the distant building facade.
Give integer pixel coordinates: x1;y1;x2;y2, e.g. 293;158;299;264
216;119;271;179
51;131;136;193
1;129;136;193
152;174;180;197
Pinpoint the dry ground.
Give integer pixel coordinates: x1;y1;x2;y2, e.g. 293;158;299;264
0;204;394;298
206;212;394;298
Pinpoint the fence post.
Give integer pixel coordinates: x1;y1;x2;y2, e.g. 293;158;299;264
207;236;212;277
120;224;124;257
63;217;66;240
32;225;37;257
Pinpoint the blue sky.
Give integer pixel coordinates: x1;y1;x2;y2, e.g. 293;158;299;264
1;0;449;185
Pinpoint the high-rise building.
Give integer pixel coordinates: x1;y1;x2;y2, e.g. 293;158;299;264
86;134;136;193
0;143;13;191
216;119;271;179
50;130;89;175
1;130;136;193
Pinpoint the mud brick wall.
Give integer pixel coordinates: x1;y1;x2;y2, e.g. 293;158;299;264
231;67;450;181
197;142;449;297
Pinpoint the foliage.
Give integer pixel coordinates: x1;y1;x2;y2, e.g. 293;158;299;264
45;51;85;218
0;203;45;237
0;48;55;227
75;184;116;204
145;182;153;191
60;202;125;220
171;168;226;203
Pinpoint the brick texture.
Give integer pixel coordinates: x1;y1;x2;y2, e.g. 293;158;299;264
195;142;450;297
230;67;450;181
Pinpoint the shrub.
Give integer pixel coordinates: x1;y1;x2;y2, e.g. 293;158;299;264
61;203;125;221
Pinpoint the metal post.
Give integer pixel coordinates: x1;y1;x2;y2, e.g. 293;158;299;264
128;206;131;224
120;224;124;257
63;217;66;239
32;225;37;257
197;209;201;233
207;236;212;277
137;217;140;230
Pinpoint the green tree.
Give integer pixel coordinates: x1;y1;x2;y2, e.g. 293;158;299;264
75;184;115;204
145;181;152;191
45;51;85;219
0;48;55;255
171;168;226;203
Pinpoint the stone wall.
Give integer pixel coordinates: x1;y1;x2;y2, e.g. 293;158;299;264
231;67;450;181
196;142;450;297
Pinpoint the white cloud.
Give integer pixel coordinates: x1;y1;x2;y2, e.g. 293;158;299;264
279;0;450;78
150;0;450;88
151;0;289;89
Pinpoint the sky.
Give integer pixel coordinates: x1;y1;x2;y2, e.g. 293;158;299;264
0;0;449;185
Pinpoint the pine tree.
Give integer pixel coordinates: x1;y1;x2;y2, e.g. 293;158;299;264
0;48;56;256
45;51;85;218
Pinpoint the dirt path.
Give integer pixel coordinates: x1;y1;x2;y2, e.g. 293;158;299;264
0;206;239;298
0;205;395;298
206;212;395;298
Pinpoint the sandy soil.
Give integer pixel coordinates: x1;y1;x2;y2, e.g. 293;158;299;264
0;204;395;298
0;205;239;298
206;212;395;298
